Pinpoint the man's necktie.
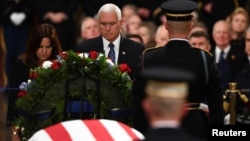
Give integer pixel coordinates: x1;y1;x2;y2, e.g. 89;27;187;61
108;43;115;63
219;50;225;64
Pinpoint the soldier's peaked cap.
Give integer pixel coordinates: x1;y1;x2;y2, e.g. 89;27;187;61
160;0;198;21
141;67;195;99
141;67;195;82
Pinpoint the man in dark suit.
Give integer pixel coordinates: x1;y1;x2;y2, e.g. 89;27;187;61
141;67;204;141
132;0;224;140
211;20;249;92
229;26;250;125
75;3;145;79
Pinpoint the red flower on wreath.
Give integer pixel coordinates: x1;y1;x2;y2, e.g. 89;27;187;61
51;60;62;70
18;90;27;97
60;52;68;59
119;63;131;73
89;51;98;60
29;70;38;79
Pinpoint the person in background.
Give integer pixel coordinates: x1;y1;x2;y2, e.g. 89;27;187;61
244;27;250;68
0;0;36;84
77;16;101;44
126;14;142;35
80;0;104;18
75;3;145;79
154;24;169;47
190;21;211;46
128;0;165;22
141;67;204;141
127;34;144;45
6;23;62;141
198;0;248;47
121;4;138;36
132;0;224;140
211;20;248;92
33;0;79;51
122;4;138;24
227;7;249;51
225;27;250;125
138;21;157;48
189;31;211;52
152;5;167;26
234;26;250;91
190;21;209;35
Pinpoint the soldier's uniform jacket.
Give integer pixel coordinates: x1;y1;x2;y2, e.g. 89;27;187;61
132;39;224;138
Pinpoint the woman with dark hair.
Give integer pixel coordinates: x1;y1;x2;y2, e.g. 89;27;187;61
5;23;62;141
22;23;62;68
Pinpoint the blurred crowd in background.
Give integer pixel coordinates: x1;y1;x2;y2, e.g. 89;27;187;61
1;0;250;87
1;0;250;140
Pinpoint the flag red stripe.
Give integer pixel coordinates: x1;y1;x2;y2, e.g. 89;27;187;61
119;122;139;140
83;120;114;141
45;123;72;141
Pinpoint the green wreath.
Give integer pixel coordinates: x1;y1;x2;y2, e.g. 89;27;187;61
14;50;132;140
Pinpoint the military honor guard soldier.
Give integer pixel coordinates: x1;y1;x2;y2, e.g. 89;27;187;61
132;0;224;140
140;67;205;141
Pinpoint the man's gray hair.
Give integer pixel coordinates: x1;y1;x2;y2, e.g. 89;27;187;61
97;3;122;20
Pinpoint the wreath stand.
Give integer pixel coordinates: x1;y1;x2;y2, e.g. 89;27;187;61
63;62;132;121
63;63;100;120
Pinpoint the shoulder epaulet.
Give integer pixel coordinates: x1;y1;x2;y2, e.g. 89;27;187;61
142;46;161;55
192;47;212;56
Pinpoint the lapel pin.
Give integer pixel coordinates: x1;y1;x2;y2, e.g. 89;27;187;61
231;55;235;60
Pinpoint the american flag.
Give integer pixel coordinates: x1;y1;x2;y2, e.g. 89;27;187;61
28;119;145;141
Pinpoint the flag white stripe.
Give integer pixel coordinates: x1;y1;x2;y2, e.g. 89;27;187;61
62;120;96;141
28;130;53;141
131;128;145;140
99;119;132;141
